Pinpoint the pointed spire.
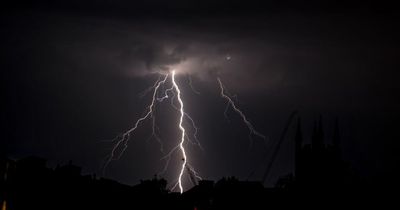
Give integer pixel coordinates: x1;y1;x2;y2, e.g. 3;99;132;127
311;119;318;149
295;117;303;177
312;115;324;150
295;117;303;148
333;117;340;151
317;115;324;147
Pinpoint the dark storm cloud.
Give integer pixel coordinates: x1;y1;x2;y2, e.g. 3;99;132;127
0;11;333;90
20;11;398;97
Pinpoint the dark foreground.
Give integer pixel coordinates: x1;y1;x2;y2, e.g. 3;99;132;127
1;122;397;209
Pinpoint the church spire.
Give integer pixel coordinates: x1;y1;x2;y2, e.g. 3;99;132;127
295;117;303;177
333;117;341;155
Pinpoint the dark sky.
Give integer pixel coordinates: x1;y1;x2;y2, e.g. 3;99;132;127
1;0;399;189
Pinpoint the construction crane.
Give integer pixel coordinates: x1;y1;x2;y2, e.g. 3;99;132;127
261;111;298;184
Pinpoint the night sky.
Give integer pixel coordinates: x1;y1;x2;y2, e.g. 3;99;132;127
1;1;399;189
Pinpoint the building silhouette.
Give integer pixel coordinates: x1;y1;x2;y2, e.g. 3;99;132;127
294;117;354;191
0;117;385;209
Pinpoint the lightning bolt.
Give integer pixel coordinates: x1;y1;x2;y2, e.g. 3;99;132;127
171;70;188;193
104;71;264;194
103;74;169;172
104;70;201;193
187;74;200;95
217;77;267;147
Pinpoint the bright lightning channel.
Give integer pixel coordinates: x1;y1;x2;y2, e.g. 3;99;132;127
171;70;187;193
